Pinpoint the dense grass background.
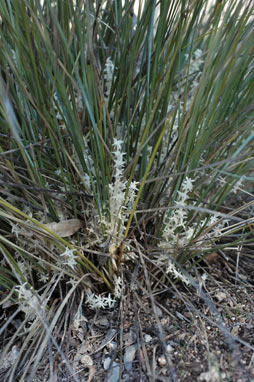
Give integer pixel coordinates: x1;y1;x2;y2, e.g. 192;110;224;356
0;0;254;379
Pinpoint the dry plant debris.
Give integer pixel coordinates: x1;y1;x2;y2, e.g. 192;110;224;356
1;257;254;382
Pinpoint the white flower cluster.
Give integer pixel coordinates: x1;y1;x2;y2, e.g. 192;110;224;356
185;49;204;110
232;177;244;194
11;223;21;238
157;175;230;283
156;177;194;282
186;49;204;77
154;252;190;285
218;175;244;195
104;57;114;100
167;48;204;115
84;275;122;310
160;176;228;249
85;290;116;310
113;275;123;298
0;345;20;370
167;258;190;286
59;247;78;270
160;177;194;248
17;260;31;279
15;282;44;320
104;138;138;256
157;49;204;165
52;92;64;126
203;214;227;238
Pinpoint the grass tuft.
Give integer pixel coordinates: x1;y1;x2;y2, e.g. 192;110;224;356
0;0;254;379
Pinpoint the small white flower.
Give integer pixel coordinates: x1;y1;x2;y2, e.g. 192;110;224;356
114;156;125;169
165;260;190;286
93;295;107;309
38;273;49;283
176;208;187;221
232;177;244;194
85;291;96;305
130;181;139;192
212;226;223;237
194;49;203;59
182;177;194;192
60;247;78;270
177;190;188;202
185;227;195;240
209;214;220;225
103;293;116;308
104;57;114;75
114;276;123;298
11;224;21;238
17;261;30;277
15;283;44;320
104;57;115;98
113;138;124;151
85;291;116;310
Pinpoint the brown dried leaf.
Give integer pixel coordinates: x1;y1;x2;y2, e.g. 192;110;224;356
44;219;82;237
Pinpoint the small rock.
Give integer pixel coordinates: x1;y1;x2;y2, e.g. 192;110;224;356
166;344;174;353
124;344;137;372
106;360;120;382
81;354;93;367
158;355;166;367
95;316;109;328
107;341;117;350
215;291;227;302
104;357;111;370
154;305;163;317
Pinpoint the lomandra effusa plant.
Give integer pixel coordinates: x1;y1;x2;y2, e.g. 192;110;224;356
0;0;254;379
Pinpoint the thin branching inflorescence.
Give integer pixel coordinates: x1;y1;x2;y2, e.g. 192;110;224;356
101;138;138;258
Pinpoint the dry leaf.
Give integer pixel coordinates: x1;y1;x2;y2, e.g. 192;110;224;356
205;252;219;264
215;291;227;302
44;219;82;237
